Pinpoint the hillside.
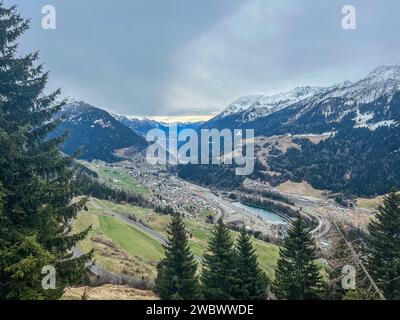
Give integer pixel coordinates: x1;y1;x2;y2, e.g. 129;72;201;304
50;102;147;162
188;64;400;196
267;125;400;197
74;198;280;282
63;285;158;300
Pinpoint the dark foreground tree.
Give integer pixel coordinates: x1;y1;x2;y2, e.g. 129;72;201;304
0;183;4;216
273;216;322;300
201;218;237;299
366;191;400;299
233;227;269;300
0;4;91;299
154;213;200;300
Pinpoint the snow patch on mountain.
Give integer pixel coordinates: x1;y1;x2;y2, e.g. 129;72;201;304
369;120;398;130
354;111;374;128
94;119;113;128
61;101;93;120
353;109;399;130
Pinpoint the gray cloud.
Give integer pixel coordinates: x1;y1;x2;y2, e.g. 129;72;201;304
7;0;400;116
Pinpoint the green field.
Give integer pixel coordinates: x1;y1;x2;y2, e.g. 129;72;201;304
98;200;170;234
73;201;162;277
90;164;150;196
77;198;280;279
99;215;164;261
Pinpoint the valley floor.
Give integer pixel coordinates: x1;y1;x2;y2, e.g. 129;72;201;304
68;196;279;299
70;154;377;299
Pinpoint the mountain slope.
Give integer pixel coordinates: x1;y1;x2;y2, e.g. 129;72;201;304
216;86;325;122
187;64;400;197
267;125;400;197
50;102;147;162
203;64;400;136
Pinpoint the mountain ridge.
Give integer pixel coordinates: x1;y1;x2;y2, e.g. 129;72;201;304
113;113;203;136
203;64;400;136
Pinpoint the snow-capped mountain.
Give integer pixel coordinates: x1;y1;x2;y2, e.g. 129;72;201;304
203;64;400;135
50;101;147;162
112;113;203;136
323;64;400;103
218;86;325;122
111;113;164;136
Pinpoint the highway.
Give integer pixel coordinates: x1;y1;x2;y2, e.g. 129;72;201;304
173;177;330;239
172;177;287;236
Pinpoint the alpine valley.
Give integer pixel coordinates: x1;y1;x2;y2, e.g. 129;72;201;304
5;1;400;302
55;64;400;197
42;64;400;300
180;64;400;197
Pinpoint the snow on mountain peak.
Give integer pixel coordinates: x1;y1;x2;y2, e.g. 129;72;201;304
367;64;400;79
322;64;400;104
217;63;400;124
219;86;324;121
60;101;95;120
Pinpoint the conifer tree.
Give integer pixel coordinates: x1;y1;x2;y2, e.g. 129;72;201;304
201;218;237;299
365;191;400;299
233;227;269;300
0;183;4;215
0;4;91;299
273;216;322;300
154;213;200;300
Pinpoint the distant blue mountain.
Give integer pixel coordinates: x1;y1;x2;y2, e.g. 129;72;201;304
112;113;203;136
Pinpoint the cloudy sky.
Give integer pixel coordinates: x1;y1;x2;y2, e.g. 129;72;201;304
7;0;400;120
